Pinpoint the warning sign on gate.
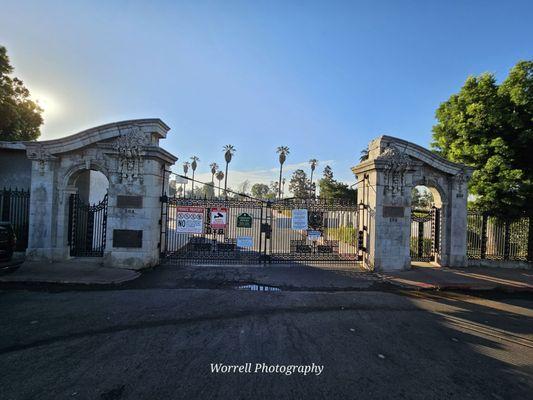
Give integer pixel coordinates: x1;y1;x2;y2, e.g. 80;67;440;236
291;209;308;230
175;206;204;234
210;207;228;229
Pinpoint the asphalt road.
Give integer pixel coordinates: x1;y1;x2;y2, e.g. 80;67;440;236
1;284;532;400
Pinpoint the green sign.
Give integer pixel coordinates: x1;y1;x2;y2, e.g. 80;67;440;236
237;213;253;228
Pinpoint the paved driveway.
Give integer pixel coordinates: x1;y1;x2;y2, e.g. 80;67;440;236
1;286;532;399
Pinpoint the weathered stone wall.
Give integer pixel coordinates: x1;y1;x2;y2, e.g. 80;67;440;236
0;145;32;189
24;119;177;269
353;135;471;271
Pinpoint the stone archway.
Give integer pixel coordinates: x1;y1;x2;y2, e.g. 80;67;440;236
352;135;472;271
24;119;178;269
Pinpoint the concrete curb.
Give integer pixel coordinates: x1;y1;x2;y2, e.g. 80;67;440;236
0;261;141;286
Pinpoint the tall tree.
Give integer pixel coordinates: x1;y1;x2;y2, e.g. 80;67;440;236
309;159;318;198
322;165;334;181
318;165;357;201
432;60;533;217
223;144;236;198
0;46;43;141
269;181;279;199
251;183;270;199
289;169;311;199
209;162;218;185
190;156;199;196
215;171;224;197
276;146;290;199
182;161;190;196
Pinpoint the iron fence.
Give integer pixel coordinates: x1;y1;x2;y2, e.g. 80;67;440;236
68;193;108;257
410;208;440;262
161;196;266;264
0;187;30;251
467;211;532;262
269;198;360;263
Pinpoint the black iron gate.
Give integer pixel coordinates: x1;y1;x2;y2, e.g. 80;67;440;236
68;193;108;257
410;207;440;262
267;198;360;263
160;195;361;265
161;196;265;264
1;187;30;251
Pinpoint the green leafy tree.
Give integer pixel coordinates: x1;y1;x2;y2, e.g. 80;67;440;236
0;46;43;141
288;169;311;199
269;181;279;200
251;183;270;199
318;165;357;201
323;165;334;181
412;187;434;209
432;60;533;217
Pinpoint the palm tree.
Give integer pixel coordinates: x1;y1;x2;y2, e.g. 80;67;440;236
282;178;286;199
209;162;218;185
183;161;190;196
216;171;224;197
190;156;199;196
223;145;236;198
309;158;318;198
276;146;290;199
360;147;369;162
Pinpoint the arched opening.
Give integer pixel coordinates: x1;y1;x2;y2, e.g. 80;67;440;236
67;169;110;257
410;185;443;265
72;170;109;204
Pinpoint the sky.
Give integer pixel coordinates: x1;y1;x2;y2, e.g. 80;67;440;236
1;0;532;189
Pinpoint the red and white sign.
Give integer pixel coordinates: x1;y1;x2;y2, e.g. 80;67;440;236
210;207;228;229
175;206;204;234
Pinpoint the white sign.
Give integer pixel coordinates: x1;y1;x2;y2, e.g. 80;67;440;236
291;209;308;230
175;206;204;234
237;236;253;248
307;230;322;241
210;207;228;229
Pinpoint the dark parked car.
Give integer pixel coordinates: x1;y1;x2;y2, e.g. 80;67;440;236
0;222;16;261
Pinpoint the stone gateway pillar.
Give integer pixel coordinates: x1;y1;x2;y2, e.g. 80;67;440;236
352;136;471;271
25;119;177;269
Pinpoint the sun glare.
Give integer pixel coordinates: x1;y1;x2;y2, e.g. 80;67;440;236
32;91;61;117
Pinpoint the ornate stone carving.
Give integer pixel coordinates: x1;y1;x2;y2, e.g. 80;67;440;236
376;145;411;204
27;145;56;176
113;125;147;184
453;170;466;198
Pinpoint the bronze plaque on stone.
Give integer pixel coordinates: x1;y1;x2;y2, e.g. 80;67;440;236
117;195;143;208
383;206;404;218
113;229;143;248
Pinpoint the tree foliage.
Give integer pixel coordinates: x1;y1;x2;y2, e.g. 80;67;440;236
432;60;533;217
411;187;434;209
289;169;311;199
0;46;43;141
251;183;270;199
318;165;357;202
